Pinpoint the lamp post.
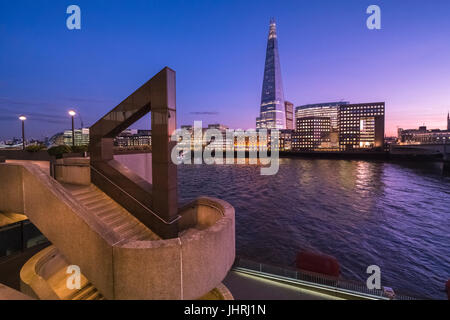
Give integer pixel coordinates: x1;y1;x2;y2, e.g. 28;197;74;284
19;115;27;150
68;110;76;147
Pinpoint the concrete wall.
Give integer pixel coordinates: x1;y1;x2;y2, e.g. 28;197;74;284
179;198;235;299
113;197;235;300
114;153;153;184
0;164;24;213
0;283;34;300
0;150;53;161
1;163;235;300
113;238;183;299
2;163;118;299
54;158;90;185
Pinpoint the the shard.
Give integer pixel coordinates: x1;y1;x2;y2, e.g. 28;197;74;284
256;19;286;129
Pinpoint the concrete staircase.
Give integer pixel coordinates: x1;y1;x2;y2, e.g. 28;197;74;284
20;245;106;300
62;184;160;244
3;162;235;300
44;250;105;300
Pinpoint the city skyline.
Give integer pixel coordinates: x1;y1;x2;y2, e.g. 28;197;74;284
1;0;450;140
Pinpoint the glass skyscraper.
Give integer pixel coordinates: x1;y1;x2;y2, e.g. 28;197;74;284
256;19;286;129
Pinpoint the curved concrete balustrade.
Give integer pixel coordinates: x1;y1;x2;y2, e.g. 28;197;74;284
0;163;235;300
21;245;104;300
114;197;235;299
20;245;233;300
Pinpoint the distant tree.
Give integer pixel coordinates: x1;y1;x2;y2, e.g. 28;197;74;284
47;145;72;158
25;144;47;152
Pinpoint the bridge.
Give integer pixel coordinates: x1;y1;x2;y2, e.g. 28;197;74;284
390;143;450;161
390;143;450;174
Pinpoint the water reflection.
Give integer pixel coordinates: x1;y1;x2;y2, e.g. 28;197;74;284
116;154;450;299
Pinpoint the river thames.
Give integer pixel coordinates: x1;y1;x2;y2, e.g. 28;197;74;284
116;154;450;299
178;158;450;299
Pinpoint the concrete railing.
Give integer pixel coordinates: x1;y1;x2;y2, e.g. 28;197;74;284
53;157;90;185
0;283;34;300
113;197;235;299
0;162;235;300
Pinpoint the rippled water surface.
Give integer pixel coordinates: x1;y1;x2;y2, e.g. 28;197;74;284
177;159;450;299
116;154;450;299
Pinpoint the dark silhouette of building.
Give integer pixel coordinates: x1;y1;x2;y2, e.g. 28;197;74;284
447;112;450;131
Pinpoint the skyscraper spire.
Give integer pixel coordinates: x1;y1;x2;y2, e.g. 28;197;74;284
256;19;286;129
447;111;450;131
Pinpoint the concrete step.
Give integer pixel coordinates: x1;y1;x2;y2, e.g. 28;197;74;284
65;185;95;197
119;226;144;241
107;216;130;229
61;183;161;244
86;202;117;215
127;225;159;242
86;290;102;300
81;195;110;207
113;220;139;234
75;191;106;203
71;284;97;300
101;211;127;224
95;207;123;219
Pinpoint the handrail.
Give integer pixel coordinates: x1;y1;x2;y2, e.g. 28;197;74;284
232;256;429;300
90;165;181;225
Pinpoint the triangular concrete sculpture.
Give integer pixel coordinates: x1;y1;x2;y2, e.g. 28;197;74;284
89;67;179;239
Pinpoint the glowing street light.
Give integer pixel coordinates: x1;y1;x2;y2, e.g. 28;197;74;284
68;110;76;146
19;115;27;150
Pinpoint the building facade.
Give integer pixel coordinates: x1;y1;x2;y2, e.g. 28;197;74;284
295;102;348;131
292;117;331;151
398;122;450;145
284;101;294;130
256;19;286;129
338;102;385;150
448;112;450;131
114;129;152;148
63;128;90;146
278;129;294;151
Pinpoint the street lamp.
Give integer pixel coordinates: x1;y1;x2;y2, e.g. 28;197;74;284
68;110;76;147
19;115;27;150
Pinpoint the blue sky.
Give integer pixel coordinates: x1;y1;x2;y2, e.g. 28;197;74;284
1;0;450;139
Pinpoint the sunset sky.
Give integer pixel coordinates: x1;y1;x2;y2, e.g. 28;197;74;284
1;0;450;139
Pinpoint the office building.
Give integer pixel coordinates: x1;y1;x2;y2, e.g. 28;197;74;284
279;129;294;151
63;128;90;146
285;101;294;130
398;115;450;144
292;117;331;151
115;129;152;148
295;102;348;131
338;102;385;150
